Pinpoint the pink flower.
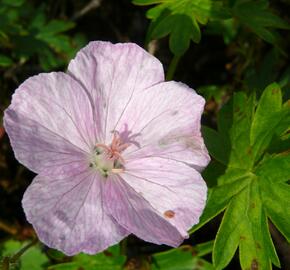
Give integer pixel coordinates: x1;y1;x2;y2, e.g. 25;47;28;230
4;41;210;255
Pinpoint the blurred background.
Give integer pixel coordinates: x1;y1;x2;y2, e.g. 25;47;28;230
0;0;289;269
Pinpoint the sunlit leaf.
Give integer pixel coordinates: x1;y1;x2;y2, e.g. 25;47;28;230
250;83;283;159
191;83;289;269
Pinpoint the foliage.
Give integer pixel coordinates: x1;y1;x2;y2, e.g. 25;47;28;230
47;245;126;270
191;83;290;269
0;0;85;70
152;241;214;270
0;240;49;270
133;0;230;55
231;0;290;46
132;0;289;56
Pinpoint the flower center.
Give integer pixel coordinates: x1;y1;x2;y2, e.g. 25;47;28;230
90;131;129;177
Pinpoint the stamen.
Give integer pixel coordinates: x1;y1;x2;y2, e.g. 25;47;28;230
92;131;130;175
112;168;124;174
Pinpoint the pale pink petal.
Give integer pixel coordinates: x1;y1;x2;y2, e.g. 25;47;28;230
4;72;96;175
116;81;209;170
22;171;128;255
118;157;207;239
125;135;210;172
104;175;185;247
67;41;164;141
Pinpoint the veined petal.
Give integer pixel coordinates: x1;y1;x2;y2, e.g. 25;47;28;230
117;81;208;169
22;171;128;255
104;175;184;247
4;72;96;174
118;157;207;239
67;41;164;142
125;134;210;171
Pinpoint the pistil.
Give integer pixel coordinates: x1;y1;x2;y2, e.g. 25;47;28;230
90;131;129;177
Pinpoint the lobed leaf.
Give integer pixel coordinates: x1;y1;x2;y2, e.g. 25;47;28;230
228;92;255;170
190;175;250;233
133;0;229;55
233;0;290;46
192;83;290;269
261;179;290;241
250;83;282;160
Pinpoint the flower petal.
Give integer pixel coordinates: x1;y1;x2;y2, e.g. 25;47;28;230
126;134;210;172
119;157;207;238
4;72;96;174
117;81;209;169
22;171;128;255
67;41;164;141
104;175;185;247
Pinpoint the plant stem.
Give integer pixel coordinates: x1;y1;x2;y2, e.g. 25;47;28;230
0;221;17;235
10;238;38;263
166;55;181;81
2;257;9;270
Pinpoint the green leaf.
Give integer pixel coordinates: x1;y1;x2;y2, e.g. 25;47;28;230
0;240;49;270
133;0;163;4
48;245;126;270
250;83;282;159
217;96;233;144
255;152;290;183
245;49;280;93
195;241;214;257
202;160;226;188
233;0;290;45
190;174;250;233
192;83;289;269
152;245;214;270
2;0;25;7
205;18;237;44
213;187;248;269
38;49;64;71
38;20;75;36
0;54;13;67
228;92;255;169
39;34;72;53
168;14;200;54
202;126;229;165
238;181;279;270
133;0;229;55
261;179;290;241
197;84;225;102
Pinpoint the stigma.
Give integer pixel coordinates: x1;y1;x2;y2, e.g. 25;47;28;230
90;131;129;177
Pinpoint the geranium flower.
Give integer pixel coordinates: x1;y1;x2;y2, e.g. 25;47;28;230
4;41;210;255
